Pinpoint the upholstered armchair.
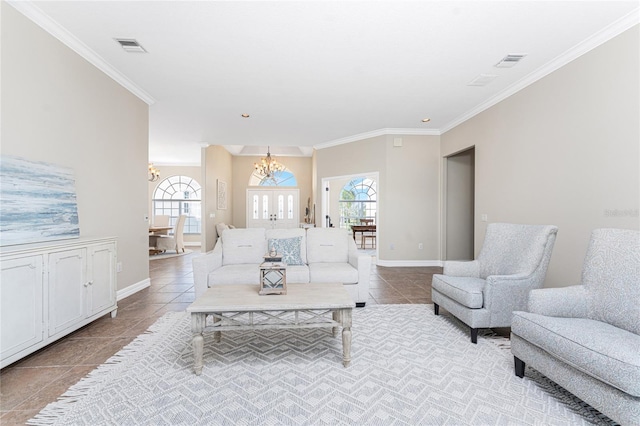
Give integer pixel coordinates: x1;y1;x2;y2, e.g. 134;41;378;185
432;223;558;343
155;214;187;253
511;228;640;425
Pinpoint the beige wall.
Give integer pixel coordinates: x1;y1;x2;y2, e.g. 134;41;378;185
1;3;150;291
202;146;233;251
231;155;313;227
315;134;441;264
441;25;640;287
148;164;202;245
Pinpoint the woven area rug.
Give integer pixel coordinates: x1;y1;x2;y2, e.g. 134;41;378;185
149;248;192;261
29;305;613;425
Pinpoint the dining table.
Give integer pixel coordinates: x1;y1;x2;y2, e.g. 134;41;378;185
351;225;376;248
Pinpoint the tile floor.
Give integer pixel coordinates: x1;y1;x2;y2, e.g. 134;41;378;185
0;251;442;424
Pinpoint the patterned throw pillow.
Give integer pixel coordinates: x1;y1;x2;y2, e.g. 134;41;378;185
268;237;304;265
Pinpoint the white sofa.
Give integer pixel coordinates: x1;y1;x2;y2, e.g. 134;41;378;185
192;227;371;306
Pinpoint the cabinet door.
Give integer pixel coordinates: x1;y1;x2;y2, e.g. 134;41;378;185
48;248;86;336
1;255;44;360
86;243;116;317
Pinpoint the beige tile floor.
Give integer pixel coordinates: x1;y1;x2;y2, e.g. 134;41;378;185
0;251;442;424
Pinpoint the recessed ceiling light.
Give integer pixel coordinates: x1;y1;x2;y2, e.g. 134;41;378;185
422;118;431;123
241;114;250;118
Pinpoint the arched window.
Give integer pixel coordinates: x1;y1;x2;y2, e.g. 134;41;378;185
249;168;297;187
339;177;377;229
152;175;202;234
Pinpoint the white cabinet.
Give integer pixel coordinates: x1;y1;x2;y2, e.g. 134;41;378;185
1;237;117;368
0;255;44;361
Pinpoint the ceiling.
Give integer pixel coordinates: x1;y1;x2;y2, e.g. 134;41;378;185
14;1;640;164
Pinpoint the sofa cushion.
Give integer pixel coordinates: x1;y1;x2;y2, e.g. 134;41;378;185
431;275;485;309
283;265;310;284
266;228;307;264
307;228;349;263
209;264;259;285
309;263;358;284
512;311;640;396
222;228;266;265
267;236;304;265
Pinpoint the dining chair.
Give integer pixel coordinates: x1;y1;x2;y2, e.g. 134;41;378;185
152;215;170;235
156;215;187;253
359;218;376;249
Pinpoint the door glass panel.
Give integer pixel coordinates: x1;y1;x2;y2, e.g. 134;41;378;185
262;195;269;219
288;195;293;219
253;195;259;220
278;195;284;219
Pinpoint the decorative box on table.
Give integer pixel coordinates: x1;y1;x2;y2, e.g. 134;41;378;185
259;254;287;295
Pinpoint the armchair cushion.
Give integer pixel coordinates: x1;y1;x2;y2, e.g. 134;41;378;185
512;311;640;396
431;276;485;309
478;224;556;278
582;228;640;335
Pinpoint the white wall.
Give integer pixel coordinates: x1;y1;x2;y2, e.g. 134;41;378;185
202;146;233;251
1;3;150;291
315;134;441;265
441;25;640;287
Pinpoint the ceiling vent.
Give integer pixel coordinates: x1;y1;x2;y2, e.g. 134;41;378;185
114;38;147;53
467;74;498;87
495;54;526;68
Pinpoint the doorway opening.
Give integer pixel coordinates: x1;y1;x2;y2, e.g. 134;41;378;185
443;147;475;261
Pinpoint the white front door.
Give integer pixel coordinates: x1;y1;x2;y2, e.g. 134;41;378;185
247;189;299;229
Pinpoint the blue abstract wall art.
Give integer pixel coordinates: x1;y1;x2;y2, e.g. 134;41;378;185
0;155;80;246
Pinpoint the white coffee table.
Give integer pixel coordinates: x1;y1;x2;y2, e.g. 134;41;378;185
186;283;355;375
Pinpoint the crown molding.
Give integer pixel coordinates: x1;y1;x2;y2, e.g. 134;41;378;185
441;8;639;134
7;0;156;106
315;128;441;150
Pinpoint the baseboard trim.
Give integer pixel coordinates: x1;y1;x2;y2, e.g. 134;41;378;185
376;260;443;267
117;278;150;301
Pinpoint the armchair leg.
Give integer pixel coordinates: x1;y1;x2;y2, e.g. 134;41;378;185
470;328;478;344
434;303;439;315
514;356;525;378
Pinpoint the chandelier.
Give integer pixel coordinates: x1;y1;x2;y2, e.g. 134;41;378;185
148;163;160;182
254;146;284;177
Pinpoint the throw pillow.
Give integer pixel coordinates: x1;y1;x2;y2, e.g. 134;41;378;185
268;236;304;265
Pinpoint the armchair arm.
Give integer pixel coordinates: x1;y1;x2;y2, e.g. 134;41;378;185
528;285;590;318
443;260;480;277
483;273;540;327
192;241;223;298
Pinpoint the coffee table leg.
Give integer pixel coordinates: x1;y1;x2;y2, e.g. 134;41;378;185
332;310;340;337
191;313;206;375
213;314;221;343
341;308;352;367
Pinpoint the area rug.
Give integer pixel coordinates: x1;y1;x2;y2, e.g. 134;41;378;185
149;248;192;261
29;305;613;425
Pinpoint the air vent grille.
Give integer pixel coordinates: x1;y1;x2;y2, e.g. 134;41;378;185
114;38;147;53
495;54;526;68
